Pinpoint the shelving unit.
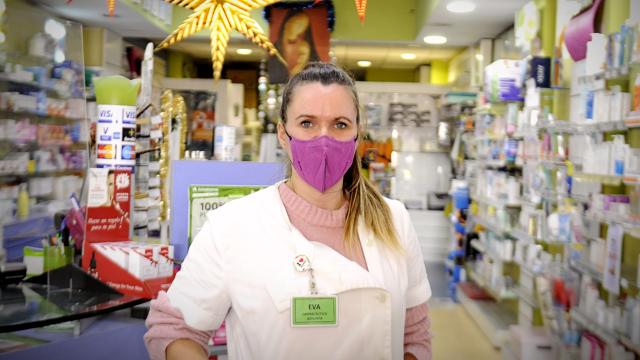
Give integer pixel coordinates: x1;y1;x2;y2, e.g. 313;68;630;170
457;282;517;349
0;15;88;255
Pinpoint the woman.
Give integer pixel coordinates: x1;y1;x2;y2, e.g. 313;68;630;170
144;63;432;360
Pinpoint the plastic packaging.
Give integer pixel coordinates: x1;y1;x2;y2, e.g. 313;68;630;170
611;135;627;176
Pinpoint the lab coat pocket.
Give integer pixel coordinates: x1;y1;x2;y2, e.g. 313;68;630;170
265;272;309;313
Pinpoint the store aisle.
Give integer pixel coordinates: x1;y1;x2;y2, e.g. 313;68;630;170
425;262;500;360
429;301;501;360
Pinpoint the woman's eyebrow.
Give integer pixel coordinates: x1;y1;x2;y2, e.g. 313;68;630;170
294;115;354;123
295;114;317;120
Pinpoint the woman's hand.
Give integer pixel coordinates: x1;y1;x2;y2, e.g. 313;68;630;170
166;339;208;360
404;352;418;360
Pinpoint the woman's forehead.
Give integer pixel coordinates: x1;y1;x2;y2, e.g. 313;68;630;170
288;83;356;115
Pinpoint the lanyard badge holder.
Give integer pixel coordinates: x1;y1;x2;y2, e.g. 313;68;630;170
291;255;337;327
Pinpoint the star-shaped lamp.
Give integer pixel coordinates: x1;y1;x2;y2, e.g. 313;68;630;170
158;0;285;79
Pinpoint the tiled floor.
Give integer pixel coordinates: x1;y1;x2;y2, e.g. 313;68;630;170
425;261;501;360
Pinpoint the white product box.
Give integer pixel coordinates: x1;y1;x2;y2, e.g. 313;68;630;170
127;244;158;280
155;244;174;278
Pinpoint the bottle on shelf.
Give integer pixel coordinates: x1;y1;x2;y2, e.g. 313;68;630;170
17;183;29;220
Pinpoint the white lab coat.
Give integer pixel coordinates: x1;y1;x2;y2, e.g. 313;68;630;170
167;183;431;359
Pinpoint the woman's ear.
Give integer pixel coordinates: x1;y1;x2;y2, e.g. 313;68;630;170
277;122;289;150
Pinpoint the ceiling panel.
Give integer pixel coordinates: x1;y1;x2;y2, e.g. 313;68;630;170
417;0;529;46
30;0;169;38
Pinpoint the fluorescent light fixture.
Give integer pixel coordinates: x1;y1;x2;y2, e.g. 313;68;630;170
423;35;447;45
400;53;416;60
44;19;66;41
357;60;372;67
446;1;476;13
236;48;252;55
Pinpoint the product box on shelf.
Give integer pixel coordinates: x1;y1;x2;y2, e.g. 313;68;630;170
83;241;175;298
484;60;525;103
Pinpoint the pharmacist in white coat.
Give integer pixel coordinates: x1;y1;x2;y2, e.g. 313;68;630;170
144;62;432;360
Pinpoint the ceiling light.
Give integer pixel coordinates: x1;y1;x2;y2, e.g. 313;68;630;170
357;60;372;67
446;1;476;13
423;35;447;45
236;48;252;55
400;53;416;60
44;19;66;41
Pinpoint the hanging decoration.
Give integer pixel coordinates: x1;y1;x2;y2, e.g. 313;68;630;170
158;0;285;80
66;0;116;16
354;0;367;23
107;0;116;16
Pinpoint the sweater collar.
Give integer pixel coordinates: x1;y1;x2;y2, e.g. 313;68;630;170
278;182;348;228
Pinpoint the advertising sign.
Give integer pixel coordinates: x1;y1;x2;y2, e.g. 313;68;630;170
188;185;264;244
96;105;137;168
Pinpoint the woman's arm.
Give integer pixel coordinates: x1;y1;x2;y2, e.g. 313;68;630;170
404;302;432;360
144;292;212;360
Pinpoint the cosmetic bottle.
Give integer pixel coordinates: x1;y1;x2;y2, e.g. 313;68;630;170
17;183;29;220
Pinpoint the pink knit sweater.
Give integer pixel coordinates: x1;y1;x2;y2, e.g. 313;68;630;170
144;183;432;359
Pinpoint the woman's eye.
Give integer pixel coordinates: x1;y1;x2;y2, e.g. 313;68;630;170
336;122;348;129
300;120;312;128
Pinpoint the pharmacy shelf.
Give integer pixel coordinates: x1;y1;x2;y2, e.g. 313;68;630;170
470;239;514;264
540;120;628;134
0;168;85;179
0;140;88;151
626;113;640;128
589;211;640;237
477;159;523;170
619;336;640;356
604;65;629;80
569;259;638;293
0;74;83;100
510;228;540;243
470;239;486;253
468;270;517;301
573;172;626;186
540;159;568;169
0;110;85;124
472;194;521;208
515;260;541;277
513;286;538;307
572;309;618;343
568;259;603;282
571;308;617;344
458;283;516;349
474;215;510;237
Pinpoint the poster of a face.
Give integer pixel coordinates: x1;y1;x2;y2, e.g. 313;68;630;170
267;3;331;83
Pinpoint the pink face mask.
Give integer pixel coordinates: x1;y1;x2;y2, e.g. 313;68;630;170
288;134;357;193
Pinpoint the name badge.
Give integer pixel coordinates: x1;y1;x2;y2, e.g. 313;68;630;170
291;296;338;327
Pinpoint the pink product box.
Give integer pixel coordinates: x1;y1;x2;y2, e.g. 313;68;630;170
15;119;37;145
593;194;630;211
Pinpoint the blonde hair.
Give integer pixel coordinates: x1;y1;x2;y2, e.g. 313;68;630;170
280;62;401;251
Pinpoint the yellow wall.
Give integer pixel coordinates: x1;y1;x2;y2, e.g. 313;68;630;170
430;60;449;85
365;68;417;82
